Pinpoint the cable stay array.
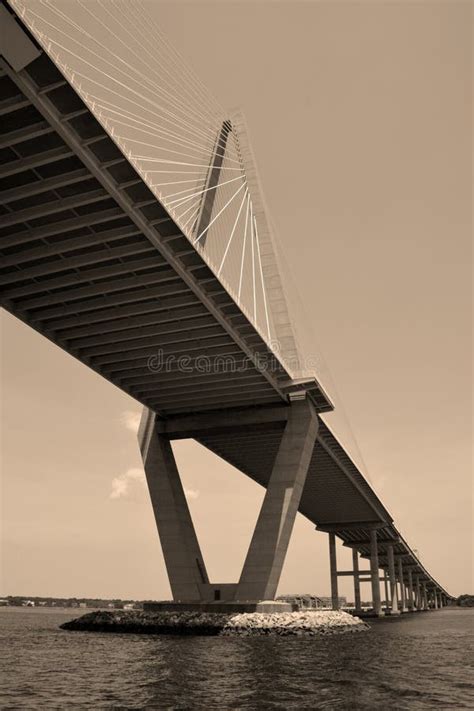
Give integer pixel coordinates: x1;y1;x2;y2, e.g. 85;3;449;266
11;0;293;355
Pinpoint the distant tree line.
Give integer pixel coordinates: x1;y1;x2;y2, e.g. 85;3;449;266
455;594;474;607
2;596;145;609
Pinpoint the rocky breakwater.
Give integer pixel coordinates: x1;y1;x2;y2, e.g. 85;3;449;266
60;609;369;636
222;610;368;636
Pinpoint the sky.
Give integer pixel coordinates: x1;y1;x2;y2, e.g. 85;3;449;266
1;0;472;600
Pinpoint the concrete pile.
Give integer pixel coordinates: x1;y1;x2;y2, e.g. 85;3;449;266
61;609;368;636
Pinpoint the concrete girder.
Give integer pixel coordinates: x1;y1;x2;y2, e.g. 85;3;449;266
0;225;143;272
61;303;209;342
47;292;205;333
1;207;126;248
0;145;74;179
0;120;54;150
0;167;89;203
0;187;111;227
71;314;217;352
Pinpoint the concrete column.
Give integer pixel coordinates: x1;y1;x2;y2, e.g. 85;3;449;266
415;575;421;610
398;558;407;612
370;529;383;616
195;121;232;248
387;544;399;614
138;408;209;601
237;399;318;601
383;570;390;612
433;589;439;609
329;532;339;610
407;569;415;610
352;548;361;612
438;591;444;608
422;582;428;610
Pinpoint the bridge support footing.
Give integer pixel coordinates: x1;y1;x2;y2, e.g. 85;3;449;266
139;398;318;604
143;600;297;614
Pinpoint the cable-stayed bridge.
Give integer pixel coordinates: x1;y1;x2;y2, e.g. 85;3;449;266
0;0;451;613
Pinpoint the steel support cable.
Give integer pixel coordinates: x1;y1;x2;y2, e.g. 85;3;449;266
194;181;246;245
254;215;272;342
28;23;230;149
40;0;221;129
167;175;245;208
218;188;248;276
78;95;239;161
125;0;227;116
238;194;251;302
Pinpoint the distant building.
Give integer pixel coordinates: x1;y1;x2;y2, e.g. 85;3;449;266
278;594;347;609
317;596;347;608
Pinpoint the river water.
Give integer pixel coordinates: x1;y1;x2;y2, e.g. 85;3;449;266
1;607;473;709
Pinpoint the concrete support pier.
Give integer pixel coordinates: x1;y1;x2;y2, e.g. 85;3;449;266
387;544;400;614
415;575;421;610
140;398;319;606
352;548;362;613
398;558;408;612
139;408;209;601
237;398;318;601
422;582;429;610
407;569;415;611
370;529;383;616
329;533;339;610
383;570;390;613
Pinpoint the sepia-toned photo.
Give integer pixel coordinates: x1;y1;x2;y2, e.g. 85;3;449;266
1;0;472;708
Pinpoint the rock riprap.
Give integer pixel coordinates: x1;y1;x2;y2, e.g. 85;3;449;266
221;610;368;635
60;609;369;636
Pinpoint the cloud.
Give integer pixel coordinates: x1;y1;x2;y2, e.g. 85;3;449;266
110;462;200;502
110;467;146;499
121;410;141;434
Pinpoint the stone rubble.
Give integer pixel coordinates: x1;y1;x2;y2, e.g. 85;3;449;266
221;610;368;635
60;609;369;636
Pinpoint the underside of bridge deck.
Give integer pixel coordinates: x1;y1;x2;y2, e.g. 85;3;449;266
0;9;332;418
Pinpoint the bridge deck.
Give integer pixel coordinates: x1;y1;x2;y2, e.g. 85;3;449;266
0;42;330;417
0;7;450;598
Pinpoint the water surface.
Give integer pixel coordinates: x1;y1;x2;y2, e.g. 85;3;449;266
1;607;473;709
